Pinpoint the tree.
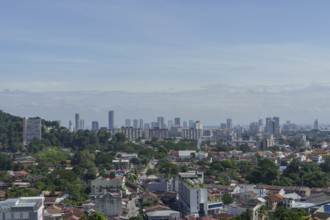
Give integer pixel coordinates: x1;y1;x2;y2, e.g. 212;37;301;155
246;158;279;184
221;193;234;205
240;208;253;220
81;212;107;220
320;155;330;172
271;207;307;220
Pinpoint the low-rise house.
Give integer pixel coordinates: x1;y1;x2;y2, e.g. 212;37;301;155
234;191;257;201
288;193;330;210
0;190;6;200
116;152;138;160
112;159;130;170
145;210;180;220
142;192;159;205
256;185;311;197
312;203;330;220
265;194;283;210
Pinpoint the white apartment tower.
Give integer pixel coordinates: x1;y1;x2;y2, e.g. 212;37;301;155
23;117;41;145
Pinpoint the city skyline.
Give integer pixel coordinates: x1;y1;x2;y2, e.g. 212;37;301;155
2;1;330;125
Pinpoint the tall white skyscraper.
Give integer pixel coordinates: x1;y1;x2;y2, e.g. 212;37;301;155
108;111;114;130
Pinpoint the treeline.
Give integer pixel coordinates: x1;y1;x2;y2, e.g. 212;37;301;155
0;110;23;152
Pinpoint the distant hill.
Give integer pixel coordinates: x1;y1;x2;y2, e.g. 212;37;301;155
0;110;23;151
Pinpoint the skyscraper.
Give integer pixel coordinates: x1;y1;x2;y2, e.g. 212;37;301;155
108;111;114;130
92;121;99;132
314;119;319;130
226;118;232;129
75;113;79;132
125;119;131;127
139;119;144;129
174;117;181;127
133;119;139;129
157;116;165;129
273;116;280;135
265;117;274;134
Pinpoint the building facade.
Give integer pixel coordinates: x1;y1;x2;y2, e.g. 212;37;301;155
0;197;44;220
108;111;114;131
23;117;41;145
177;172;208;216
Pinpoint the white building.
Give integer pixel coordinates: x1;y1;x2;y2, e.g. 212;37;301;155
177;171;208;216
23;117;41;145
0;196;44;220
95;192;121;217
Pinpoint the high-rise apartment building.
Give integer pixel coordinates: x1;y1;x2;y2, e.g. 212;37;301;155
139;119;144;129
125;119;131;127
75;113;79;132
108;111;114;130
79;119;84;130
188;120;194;128
157;116;165;129
273;117;280;135
23;117;42;145
133;119;139;129
313;119;319;130
226;118;232;130
92;121;99;132
265;117;281;135
174;117;181;127
168;120;174;128
265;117;274;134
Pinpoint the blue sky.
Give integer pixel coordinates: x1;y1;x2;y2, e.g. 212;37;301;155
1;1;330;126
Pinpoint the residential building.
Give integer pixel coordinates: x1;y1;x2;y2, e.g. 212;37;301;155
139;119;144;129
120;127;143;141
157;117;165;129
91;121;99;132
314;119;319;130
145;210;180;220
174;117;181;127
108;111;114;131
91;177;123;195
145;128;169;140
75;113;79;132
142;192;158;205
0;196;44;220
133;119;139;129
177;171;208;216
23;117;41;145
94;192;121;217
125;119;131;127
226;118;233;130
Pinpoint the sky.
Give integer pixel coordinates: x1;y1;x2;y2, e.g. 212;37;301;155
1;1;330;127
